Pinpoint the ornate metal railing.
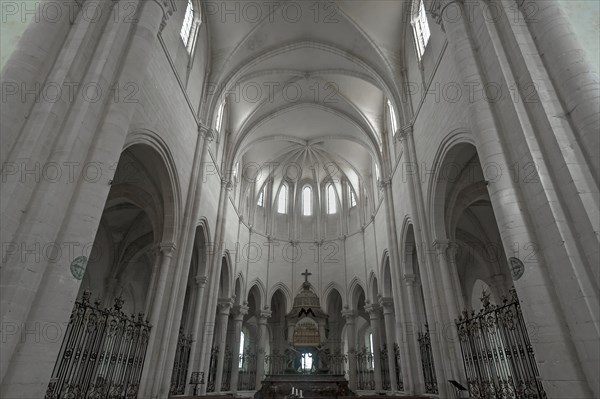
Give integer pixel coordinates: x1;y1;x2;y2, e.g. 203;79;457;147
237;352;257;390
265;352;287;375
380;346;391;390
456;288;547;399
324;351;347;375
356;348;375;390
169;329;193;395
206;346;219;392
418;325;438;394
394;343;404;391
45;291;151;399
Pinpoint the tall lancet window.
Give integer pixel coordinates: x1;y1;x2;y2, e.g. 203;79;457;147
413;0;431;60
375;164;380;183
302;186;312;216
180;0;195;48
215;101;225;133
326;184;337;214
277;185;288;214
257;190;264;207
349;186;357;208
387;99;398;134
238;331;245;369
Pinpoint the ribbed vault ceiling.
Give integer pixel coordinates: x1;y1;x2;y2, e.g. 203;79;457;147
201;0;414;196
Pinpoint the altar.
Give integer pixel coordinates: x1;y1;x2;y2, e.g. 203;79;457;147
254;271;355;399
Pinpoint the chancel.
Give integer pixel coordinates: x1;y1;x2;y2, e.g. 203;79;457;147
1;1;598;399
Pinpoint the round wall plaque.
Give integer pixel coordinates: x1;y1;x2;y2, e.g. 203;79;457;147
70;256;88;280
509;257;525;281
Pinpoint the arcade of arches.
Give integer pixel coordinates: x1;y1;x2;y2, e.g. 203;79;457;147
1;1;598;398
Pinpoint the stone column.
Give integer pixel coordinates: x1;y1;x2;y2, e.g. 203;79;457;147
147;243;177;326
398;126;450;396
365;304;384;391
403;274;424;393
229;305;249;394
447;241;465;311
380;298;398;392
437;1;594;396
144;245;162;317
185;275;208;395
434;240;463;378
342;310;358;391
255;310;272;388
214;299;233;393
0;2;171;396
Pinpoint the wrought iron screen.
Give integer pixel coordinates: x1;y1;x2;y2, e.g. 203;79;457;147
169;329;193;395
45;291;151;399
355;348;375;390
456;288;547;399
418;325;438;394
206;346;219;392
237;352;257;390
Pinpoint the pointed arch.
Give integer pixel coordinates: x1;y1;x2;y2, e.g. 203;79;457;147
268;282;292;314
247;278;267;310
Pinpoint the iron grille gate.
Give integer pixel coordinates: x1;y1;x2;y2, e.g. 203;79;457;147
456;288;547;399
418;325;438;394
45;291;151;399
169;329;193;395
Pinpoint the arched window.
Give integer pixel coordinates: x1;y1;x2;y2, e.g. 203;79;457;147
369;333;375;369
349;186;357;208
180;0;195;48
326;184;337;214
215;101;225;133
238;331;245;369
233;162;239;181
387;99;398;134
277;185;288;214
375;164;380;182
257;190;264;207
302;186;312;216
301;353;313;371
413;0;431;60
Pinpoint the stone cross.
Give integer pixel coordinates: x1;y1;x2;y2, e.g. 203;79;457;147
301;269;312;283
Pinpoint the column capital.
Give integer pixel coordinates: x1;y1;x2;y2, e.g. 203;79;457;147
342;309;356;321
232;305;249;321
199;124;215;142
364;304;381;319
403;273;417;285
194;275;208;287
217;298;234;315
258;309;272;323
158;242;176;257
150;0;176;33
378;297;395;313
221;179;233;191
398;124;414;142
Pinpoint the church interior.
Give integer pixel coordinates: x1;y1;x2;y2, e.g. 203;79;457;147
1;0;598;398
